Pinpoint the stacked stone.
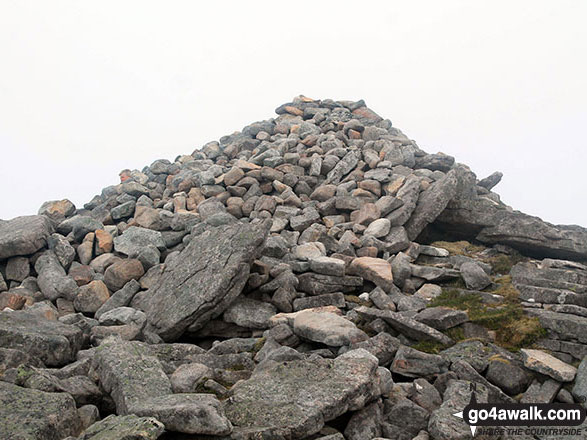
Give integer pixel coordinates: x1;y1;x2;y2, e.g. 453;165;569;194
1;96;587;439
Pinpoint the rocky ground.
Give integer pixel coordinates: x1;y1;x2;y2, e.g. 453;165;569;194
1;96;587;440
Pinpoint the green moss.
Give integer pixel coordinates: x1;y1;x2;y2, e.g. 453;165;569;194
344;295;372;307
486;254;523;275
251;337;266;356
411;340;450;354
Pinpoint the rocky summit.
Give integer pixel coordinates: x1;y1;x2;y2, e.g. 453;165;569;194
1;95;587;439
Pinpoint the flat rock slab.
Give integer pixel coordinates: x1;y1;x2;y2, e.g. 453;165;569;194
92;338;172;414
0;381;80;440
0;215;53;259
113;226;166;256
293;310;368;346
348;257;394;293
224;349;380;439
144;220;269;341
415;307;468;330
0;310;83;366
521;348;577;382
297;273;363;295
133;394;232;435
77;414;164;440
354;306;453;346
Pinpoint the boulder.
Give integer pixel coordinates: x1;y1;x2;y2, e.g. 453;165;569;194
348;257;394;293
0;215;53;259
76;414;164;440
143;220;269;341
521;348;577;382
293;310;369;346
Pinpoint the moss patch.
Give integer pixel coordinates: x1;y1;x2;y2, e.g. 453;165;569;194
344;295;372;307
428;283;546;352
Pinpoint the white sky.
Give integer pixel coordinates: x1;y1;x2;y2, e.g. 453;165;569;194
1;1;586;226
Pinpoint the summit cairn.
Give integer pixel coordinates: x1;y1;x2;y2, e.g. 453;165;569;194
1;96;587;439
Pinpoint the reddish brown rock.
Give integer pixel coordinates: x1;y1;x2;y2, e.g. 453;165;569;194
348;257;394;293
104;259;145;292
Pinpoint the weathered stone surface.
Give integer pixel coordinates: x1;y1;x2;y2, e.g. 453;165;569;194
0;381;81;440
391;345;449;378
309;256;346;276
133;394;233;435
224;349;381;439
113;226;166;256
104;259;144;292
5;256;30;281
74;280;110;313
415;306;468;330
143;220;269;341
572;357;587;405
0;310;83;366
521;348;577;382
460;261;492;290
293;310;368;346
355;306;453;345
297;273;363;295
35;250;78;301
77;414;164;440
485;358;532;395
348;257;394;293
0;215;53;259
223;297;277;329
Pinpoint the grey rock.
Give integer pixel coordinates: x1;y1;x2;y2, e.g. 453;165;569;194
355;306;453;345
77;414;164;440
74;280;110;313
478;171;503;190
297;272;363;295
450;359;514;404
95;279;141;319
384;397;430;439
485;358;532;395
0;381;81;440
309;256;346;276
404;169;458;240
223;297;277;329
415;307;468;330
521;348;577;382
113;226;166;256
0;215;53;259
111;200;136;220
170;362;211;392
5;256;30;282
58;215;103;242
344;400;383;440
391;346;449;378
391;252;412;288
47;233;76;269
521;379;562;404
99;306;146;327
351;331;401;366
460;261;492;290
325;150;360;184
293;310;368;346
572;356;587;405
143;220;269;340
224;349;381;439
0;310;83;366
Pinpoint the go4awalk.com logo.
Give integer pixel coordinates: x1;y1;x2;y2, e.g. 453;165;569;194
453;386;586;437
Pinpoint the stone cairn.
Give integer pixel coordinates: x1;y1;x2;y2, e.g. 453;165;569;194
1;96;587;439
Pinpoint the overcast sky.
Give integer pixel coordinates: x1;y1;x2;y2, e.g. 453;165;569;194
1;1;585;226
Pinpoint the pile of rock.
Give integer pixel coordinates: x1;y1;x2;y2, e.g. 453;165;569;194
1;96;587;439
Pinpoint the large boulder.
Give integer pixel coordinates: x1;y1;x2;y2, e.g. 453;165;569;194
0;215;53;259
143;220;269;341
0;381;81;440
76;414;164;440
224;349;382;439
0;310;83;366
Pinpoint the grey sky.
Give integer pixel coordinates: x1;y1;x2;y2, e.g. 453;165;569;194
1;1;586;226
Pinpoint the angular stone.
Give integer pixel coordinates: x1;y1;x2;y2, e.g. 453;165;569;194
415;307;468;330
5;256;30;282
364;218;391;238
133;394;232;435
170;362;212;393
292;292;346;311
143;220;269;341
0;310;83;366
297;273;363;295
391;346;449;378
113;226;166;256
348;257;394;293
460;261;492;290
521;348;577;382
325;150;360;185
224;349;381;439
309;256;346;276
76;414;164;440
0;215;53;259
223;297;277;329
355;306;453;345
293;310;368;346
95;279;141;319
572;357;587;405
0;381;81;440
74;280;110;313
486;358;532;395
38;199;76;221
521;379;562;404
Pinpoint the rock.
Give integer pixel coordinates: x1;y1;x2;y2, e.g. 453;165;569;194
415;307;468;330
58;215;104;242
344;400;383;440
293;310;368;346
0;310;83;366
521;379;562;404
391;346;449;378
485;358;532;395
0;215;53;259
572;357;587;405
450;359;513;404
104;259;144;291
478;171;503;190
170;362;212;393
224;349;381;438
143;220;269;341
76;414;164;440
355;306;453;345
521;348;577;382
348;257;394;293
290;207;321;231
404;170;458;240
38;199;76;221
0;381;81;440
292;292;346;311
293;242;326;260
74;280;110;313
95;279;141;319
428;380;488;440
460;261;492;290
297;273;363;295
440;340;506;373
383;397;430;439
99;307;146;328
223;297;277;329
133;394;232;435
309;256;346;276
351;331;401;366
5;256;30;281
364;218;391;238
113;226;166;256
